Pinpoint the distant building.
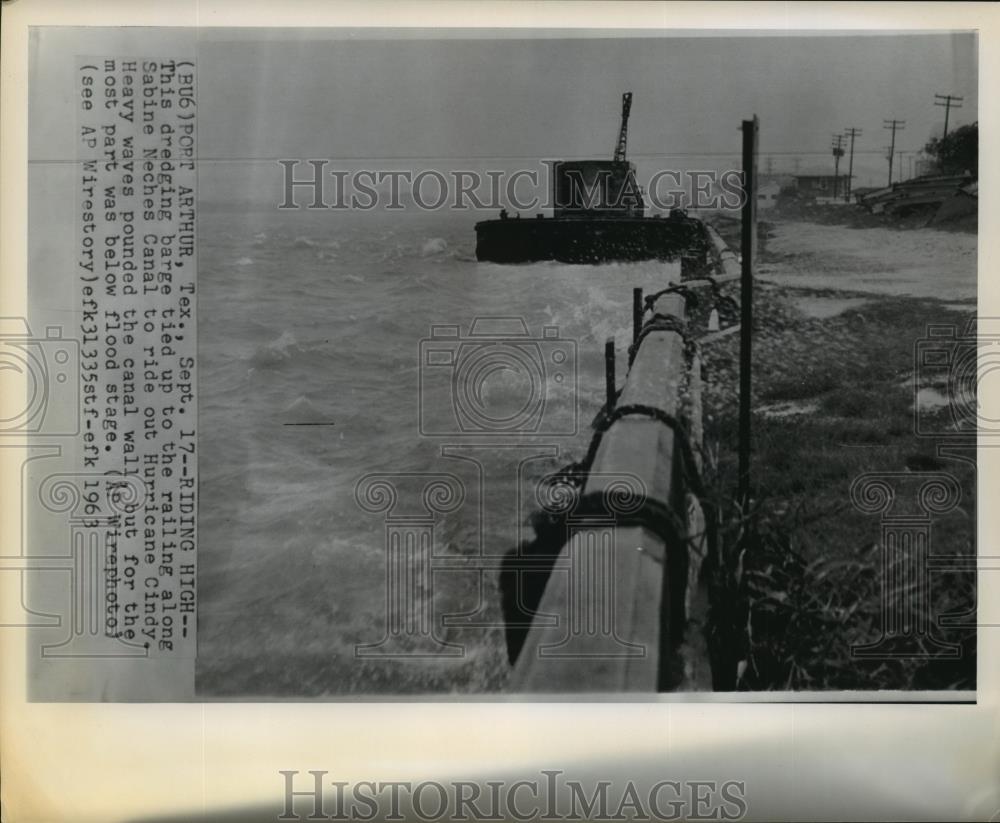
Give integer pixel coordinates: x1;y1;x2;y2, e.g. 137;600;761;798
790;171;853;198
756;181;781;210
914;157;937;178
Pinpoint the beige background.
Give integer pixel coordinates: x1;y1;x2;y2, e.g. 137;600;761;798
2;2;998;821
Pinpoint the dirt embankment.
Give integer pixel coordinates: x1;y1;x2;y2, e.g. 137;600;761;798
773;198;976;233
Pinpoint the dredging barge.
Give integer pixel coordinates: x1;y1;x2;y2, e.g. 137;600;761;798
475;93;706;264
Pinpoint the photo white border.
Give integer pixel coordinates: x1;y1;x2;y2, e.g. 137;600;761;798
2;2;998;820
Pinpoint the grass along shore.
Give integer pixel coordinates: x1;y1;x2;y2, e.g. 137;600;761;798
700;280;976;692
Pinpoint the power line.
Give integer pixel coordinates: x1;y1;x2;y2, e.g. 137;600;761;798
104;149;913;163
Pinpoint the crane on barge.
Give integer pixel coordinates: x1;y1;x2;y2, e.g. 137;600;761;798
473;91;706;264
613;92;633;163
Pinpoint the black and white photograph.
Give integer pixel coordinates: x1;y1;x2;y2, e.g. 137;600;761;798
190;29;979;698
3;2;999;821
20;26;981;699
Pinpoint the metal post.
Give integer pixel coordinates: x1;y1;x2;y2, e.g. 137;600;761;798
605;337;616;412
632;287;643;348
884;119;904;187
844;127;862;202
831;134;844;200
739;116;758;507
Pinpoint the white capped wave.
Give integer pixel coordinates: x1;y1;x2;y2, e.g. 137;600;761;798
421;237;448;256
252;330;300;366
281;394;332;425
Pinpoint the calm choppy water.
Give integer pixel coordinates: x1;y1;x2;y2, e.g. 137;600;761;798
196;206;682;696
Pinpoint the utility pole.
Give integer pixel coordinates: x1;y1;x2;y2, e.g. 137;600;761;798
831;134;845;199
844;127;862;201
883;119;905;186
934;94;963;140
738;116;758;508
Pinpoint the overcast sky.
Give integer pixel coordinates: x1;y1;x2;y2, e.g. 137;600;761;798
28;28;977;199
197;30;977;181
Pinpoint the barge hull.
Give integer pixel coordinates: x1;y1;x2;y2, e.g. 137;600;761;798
474;216;705;264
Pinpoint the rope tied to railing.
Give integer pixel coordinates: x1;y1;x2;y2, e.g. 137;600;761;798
603;404;707;499
566;490;688;561
630;277;740;367
647;279;740;326
627;313;697;366
532;400;714;591
713;293;741;327
643;283;700;312
541;403;707;504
